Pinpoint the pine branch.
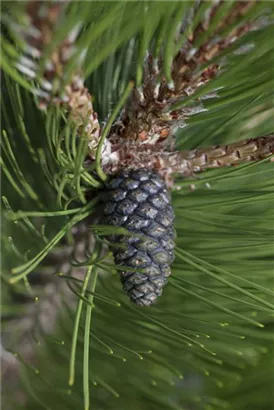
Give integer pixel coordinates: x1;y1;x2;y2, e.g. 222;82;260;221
2;3;274;410
4;1;272;181
103;134;274;185
102;1;273;184
174;133;274;173
110;1;262;144
10;1;100;151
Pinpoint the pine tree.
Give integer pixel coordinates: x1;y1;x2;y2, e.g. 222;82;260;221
1;1;274;410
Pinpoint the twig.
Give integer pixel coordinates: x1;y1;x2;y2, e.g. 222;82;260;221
103;134;274;186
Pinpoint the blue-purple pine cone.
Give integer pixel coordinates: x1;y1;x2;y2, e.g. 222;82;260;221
103;169;175;306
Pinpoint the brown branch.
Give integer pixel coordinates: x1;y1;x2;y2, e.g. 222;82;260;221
168;133;274;171
103;134;274;186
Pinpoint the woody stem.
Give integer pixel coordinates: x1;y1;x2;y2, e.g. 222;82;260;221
169;134;274;175
103;134;274;180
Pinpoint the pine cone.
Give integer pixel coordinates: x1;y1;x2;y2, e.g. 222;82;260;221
103;169;175;306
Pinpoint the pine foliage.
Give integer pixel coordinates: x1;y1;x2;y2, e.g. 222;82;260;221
1;2;274;410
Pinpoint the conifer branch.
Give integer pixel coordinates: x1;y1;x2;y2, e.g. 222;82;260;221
2;2;274;409
103;1;273;183
174;133;274;173
5;1;272;183
103;134;274;185
11;1;100;152
109;1;265;145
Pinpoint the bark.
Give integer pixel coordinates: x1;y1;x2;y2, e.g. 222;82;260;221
103;134;274;186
